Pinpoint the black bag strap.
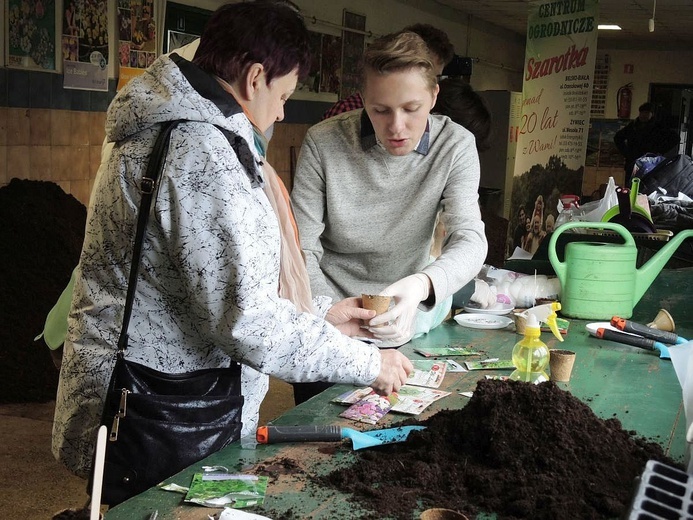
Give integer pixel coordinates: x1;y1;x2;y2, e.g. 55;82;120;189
117;120;183;352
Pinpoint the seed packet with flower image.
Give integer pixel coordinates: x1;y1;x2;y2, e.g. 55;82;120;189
332;387;374;405
391;386;451;415
407;360;447;388
339;392;398;425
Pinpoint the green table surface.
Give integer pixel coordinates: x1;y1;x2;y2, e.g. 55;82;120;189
105;268;693;520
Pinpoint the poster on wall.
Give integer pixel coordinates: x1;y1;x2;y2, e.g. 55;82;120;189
7;0;57;70
295;30;341;100
340;10;366;99
116;0;157;91
62;0;109;91
509;0;599;257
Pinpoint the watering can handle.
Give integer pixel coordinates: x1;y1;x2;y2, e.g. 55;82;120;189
548;221;636;281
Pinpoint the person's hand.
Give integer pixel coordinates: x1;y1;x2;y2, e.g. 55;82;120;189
370;349;413;396
368;273;431;347
326;297;376;338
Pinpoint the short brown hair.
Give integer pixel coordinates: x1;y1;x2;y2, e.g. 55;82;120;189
361;32;438;92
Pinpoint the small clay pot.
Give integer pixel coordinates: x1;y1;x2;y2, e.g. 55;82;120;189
513;312;528;335
362;294;392;326
420;508;469;520
549;349;576;382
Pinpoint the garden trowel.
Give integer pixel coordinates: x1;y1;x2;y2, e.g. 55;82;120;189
256;424;425;450
611;316;689;345
596;327;671;359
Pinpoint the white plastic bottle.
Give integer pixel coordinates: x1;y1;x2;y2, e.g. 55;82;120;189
555;195;580;228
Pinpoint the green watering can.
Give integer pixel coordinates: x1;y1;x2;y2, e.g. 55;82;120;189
548;222;693;320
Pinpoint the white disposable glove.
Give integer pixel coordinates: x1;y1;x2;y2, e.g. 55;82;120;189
368;273;431;347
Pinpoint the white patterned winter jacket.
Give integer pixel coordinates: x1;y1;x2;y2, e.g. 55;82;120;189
52;54;381;478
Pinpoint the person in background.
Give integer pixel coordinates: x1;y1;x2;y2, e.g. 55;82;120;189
512;205;527;251
614;102;680;183
521;214;531;251
291;31;487;403
52;2;412;480
545;213;555;234
432;78;492;152
429;77;492;258
523;213;546;255
321;23;455;120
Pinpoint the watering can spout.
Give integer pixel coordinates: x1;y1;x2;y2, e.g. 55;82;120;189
634;229;693;305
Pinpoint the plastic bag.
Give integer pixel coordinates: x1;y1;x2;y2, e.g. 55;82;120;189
633;153;667;179
668;340;693;473
573;176;618;223
469;265;560;309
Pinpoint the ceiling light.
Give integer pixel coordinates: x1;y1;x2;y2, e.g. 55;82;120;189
649;0;656;32
598;24;622;30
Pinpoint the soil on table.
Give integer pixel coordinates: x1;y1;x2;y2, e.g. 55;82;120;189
308;379;680;520
0;179;86;403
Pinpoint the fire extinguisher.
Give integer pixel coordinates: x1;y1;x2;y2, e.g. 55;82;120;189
617;83;633;119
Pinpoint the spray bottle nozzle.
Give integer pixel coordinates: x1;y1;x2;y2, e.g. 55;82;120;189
522;302;564;342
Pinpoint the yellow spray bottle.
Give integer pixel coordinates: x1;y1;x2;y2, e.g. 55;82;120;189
510;302;563;384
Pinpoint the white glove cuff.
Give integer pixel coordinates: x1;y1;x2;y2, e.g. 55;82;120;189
413;273;431;302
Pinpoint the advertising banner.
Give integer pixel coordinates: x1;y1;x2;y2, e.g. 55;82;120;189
509;0;599;257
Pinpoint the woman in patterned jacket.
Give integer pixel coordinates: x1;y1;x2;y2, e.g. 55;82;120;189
52;1;412;479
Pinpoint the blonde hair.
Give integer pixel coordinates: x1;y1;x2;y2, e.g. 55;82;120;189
361;31;438;92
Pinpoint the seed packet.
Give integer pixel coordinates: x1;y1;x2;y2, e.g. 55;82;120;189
541;317;570;335
464;359;515;371
414;346;479;357
184;472;269;508
444;359;467;372
407;360;447;388
332;387;374;405
339;392;398;425
391;385;451;415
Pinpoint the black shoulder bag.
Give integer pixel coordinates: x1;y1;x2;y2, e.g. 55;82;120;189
91;121;244;506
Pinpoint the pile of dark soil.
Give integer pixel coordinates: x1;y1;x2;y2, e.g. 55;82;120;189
0;179;86;403
320;379;680;520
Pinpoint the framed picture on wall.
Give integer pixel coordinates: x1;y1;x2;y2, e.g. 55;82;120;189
166;30;199;54
7;0;57;70
340;10;366;99
295;30;342;98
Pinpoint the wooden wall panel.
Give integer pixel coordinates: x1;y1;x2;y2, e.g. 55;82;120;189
267;123;311;192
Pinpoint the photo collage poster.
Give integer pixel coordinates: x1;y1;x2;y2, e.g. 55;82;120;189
62;0;109;91
116;0;156;90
